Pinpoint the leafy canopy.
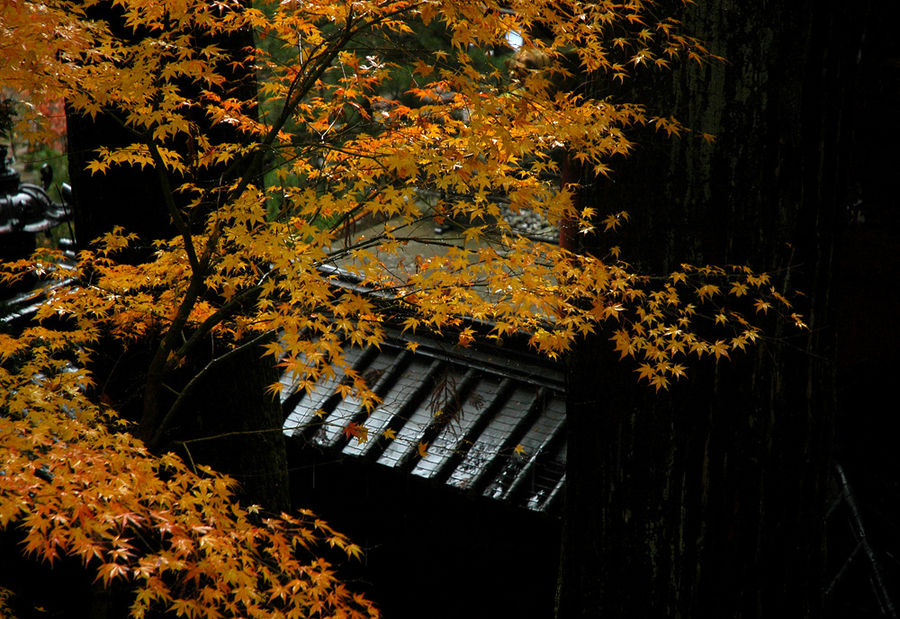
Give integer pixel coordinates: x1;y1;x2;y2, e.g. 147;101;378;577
3;0;799;399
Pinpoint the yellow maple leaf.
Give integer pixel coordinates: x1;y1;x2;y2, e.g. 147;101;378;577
729;282;749;297
710;340;730;361
791;313;808;330
635;363;655;382
696;284;720;301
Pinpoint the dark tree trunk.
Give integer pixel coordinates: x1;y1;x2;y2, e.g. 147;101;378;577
558;1;864;616
63;3;288;513
173;336;291;513
65;2;258;250
66;111;173;247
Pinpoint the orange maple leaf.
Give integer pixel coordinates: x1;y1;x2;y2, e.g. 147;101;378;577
417;442;430;458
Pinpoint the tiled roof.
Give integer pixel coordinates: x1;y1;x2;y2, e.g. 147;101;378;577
281;328;567;513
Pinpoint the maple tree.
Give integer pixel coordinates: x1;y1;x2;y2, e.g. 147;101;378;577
1;0;811;615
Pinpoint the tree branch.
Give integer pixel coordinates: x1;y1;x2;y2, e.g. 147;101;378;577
146;140;200;273
150;329;276;448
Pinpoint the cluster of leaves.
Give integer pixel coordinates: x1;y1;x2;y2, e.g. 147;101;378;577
606;263;805;389
0;406;376;618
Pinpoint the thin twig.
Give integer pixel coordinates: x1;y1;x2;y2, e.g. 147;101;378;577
150;329;276;448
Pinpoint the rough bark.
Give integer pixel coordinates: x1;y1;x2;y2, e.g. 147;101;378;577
558;1;861;616
172;336;291;513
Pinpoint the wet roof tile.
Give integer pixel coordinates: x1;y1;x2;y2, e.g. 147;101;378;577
282;329;567;513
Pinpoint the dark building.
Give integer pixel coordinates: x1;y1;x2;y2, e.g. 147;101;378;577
280;325;565;618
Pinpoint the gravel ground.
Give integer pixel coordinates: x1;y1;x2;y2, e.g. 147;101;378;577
498;204;557;241
432;205;557;242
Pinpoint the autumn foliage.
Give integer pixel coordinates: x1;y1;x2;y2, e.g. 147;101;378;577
0;408;375;618
1;0;805;615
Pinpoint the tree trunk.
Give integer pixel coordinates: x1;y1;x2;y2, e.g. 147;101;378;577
66;111;174;248
172;336;291;513
64;2;286;511
558;1;861;616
